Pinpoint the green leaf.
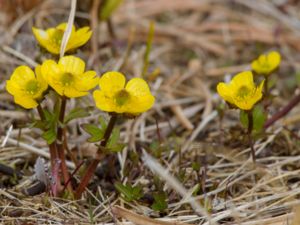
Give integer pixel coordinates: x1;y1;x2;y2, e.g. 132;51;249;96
192;162;200;171
82;124;105;143
109;143;125;153
239;106;266;133
108;127;120;148
43;109;58;130
240;110;248;128
98;116;107;130
114;182;143;202
42;128;57;144
100;0;123;21
30;120;45;130
64;108;90;123
252;105;266;133
151;192;168;212
43;109;53;121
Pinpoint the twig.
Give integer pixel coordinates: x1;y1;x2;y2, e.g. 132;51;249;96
264;93;300;128
75;114;118;199
112;206;192;225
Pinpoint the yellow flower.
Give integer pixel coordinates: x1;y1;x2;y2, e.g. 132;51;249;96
217;71;264;111
251;51;281;75
6;65;48;109
41;56;98;98
93;72;155;114
32;23;92;55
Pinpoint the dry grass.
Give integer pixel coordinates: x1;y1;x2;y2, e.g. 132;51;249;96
1;0;300;224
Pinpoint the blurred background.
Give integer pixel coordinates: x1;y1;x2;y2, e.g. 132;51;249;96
1;0;300;223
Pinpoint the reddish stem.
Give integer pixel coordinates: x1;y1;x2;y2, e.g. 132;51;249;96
57;97;73;194
264;93;300;128
62;160;84;193
37;104;60;196
75;114;118;199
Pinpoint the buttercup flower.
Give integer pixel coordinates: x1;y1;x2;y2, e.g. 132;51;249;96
251;51;281;75
32;23;92;54
93;72;155;114
217;71;264;111
41;56;98;98
6;65;48;109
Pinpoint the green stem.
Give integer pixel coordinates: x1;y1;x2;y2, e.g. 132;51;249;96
75;114;118;199
57;97;73;194
247;111;256;164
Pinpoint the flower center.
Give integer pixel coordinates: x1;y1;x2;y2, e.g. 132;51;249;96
60;73;74;86
237;85;251;99
115;89;130;106
26;80;40;95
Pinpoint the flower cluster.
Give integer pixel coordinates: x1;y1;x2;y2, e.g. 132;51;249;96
5;21;155;198
217;51;281;111
6;22;155;115
217;51;281;164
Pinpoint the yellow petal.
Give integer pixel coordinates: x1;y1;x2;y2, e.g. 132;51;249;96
216;82;234;105
14;96;38;109
58;56;85;75
67;27;92;50
56;23;75;33
41;59;61;83
99;71;125;97
125;78;152;96
6;80;23;96
93;90;115;112
231;71;254;88
74;71;98;91
251;60;260;73
63;86;88;98
32;27;49;47
124;78;155;113
252;79;265;102
268;51;281;70
49;82;64;96
126;94;155;114
10;66;35;86
33;27;61;54
234;101;253;111
34;65;48;97
251;51;281;75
